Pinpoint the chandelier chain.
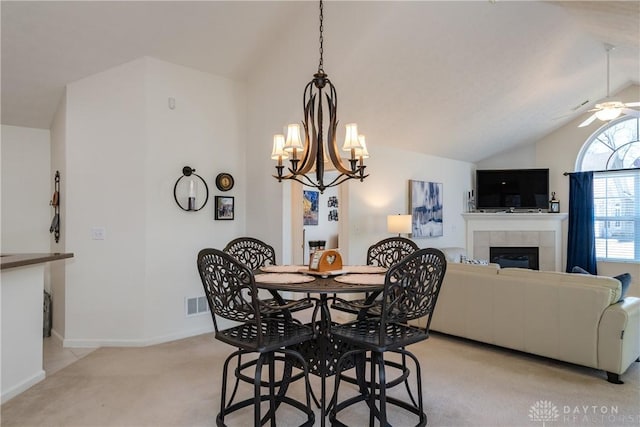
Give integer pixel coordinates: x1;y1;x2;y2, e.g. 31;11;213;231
318;0;324;73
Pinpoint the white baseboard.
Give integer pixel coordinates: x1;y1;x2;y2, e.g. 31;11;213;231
50;328;64;343
1;370;45;404
61;325;214;348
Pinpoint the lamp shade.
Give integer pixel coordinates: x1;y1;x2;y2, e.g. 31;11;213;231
342;123;363;151
271;134;288;159
284;124;304;152
387;214;412;235
355;135;369;158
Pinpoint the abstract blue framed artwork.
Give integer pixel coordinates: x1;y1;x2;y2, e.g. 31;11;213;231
409;180;443;237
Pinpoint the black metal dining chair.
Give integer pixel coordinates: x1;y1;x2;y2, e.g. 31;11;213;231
197;248;315;427
329;248;447;427
223;237;316;413
331;237;419;315
224;237;313;314
330;237;421;407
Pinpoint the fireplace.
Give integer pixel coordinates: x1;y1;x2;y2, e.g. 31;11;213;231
490;246;539;270
463;213;567;271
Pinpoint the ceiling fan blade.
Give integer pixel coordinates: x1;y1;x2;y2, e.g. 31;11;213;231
578;114;598;128
621;108;640;118
624;102;640;107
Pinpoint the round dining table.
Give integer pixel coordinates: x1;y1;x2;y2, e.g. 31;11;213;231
254;265;386;427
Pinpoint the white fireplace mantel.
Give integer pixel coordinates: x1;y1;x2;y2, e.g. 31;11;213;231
462;213;568;271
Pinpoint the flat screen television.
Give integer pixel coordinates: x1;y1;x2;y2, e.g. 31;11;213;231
475;168;549;210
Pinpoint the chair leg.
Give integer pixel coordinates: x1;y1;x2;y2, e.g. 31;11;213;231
219;349;245;426
401;348;427;427
329;349;368;427
219;353;232;425
376;352;389;427
268;354;277;427
254;354;266;427
226;353;243;407
401;350;418;408
280;348;315;426
369;353;376;427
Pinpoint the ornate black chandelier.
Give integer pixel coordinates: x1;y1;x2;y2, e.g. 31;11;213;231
271;0;369;193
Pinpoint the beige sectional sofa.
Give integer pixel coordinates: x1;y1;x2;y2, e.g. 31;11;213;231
430;262;640;383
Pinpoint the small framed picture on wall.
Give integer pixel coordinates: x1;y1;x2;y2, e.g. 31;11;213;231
215;196;234;220
303;190;319;226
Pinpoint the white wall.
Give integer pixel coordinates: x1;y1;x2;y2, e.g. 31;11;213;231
142;57;246;341
476;143;536;170
1;125;51;252
345;145;473;265
63;57;246;346
65;58;147;344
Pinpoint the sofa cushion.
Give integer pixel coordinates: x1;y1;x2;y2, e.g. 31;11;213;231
446;262;500;275
571;266;590;274
614;273;632;301
498;268;622;304
572;266;631;303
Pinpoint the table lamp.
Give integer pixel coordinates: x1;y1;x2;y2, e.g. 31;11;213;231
387;214;412;237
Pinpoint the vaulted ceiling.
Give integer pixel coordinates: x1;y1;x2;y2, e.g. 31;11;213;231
2;1;639;163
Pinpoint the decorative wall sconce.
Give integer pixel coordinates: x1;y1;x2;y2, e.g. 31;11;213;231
49;170;61;243
173;166;209;212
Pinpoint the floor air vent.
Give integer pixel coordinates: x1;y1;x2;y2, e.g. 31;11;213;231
186;296;209;317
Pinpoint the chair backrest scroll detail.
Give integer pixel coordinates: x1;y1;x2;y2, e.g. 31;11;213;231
223;237;276;271
367;237;419;268
197;248;261;331
380;247;447;334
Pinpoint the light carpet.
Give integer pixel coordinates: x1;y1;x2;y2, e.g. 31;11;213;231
1;332;638;426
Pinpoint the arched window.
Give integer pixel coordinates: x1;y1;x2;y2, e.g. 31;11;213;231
577;116;640;262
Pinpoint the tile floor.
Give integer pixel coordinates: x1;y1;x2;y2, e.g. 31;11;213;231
43;336;96;375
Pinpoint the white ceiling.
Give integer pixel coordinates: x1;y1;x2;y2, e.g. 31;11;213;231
2;1;639;163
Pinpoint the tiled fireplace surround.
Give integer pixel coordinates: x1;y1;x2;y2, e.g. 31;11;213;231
462;213;568;271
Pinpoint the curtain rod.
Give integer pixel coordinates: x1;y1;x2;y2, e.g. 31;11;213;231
563;167;640;176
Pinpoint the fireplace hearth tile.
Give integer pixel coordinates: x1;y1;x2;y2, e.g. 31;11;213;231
539;231;555;247
489;231;508;245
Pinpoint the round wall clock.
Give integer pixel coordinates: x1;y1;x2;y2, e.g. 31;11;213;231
215;173;234;192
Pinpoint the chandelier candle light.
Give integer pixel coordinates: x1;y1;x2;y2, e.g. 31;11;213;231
271;0;369;193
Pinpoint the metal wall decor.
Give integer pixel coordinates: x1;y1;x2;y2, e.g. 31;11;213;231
215;173;234;192
49;170;60;243
173;166;209;212
271;0;369;193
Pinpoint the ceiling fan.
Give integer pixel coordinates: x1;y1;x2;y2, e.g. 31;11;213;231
578;44;640;128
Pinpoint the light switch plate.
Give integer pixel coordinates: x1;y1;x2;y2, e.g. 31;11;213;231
91;227;106;240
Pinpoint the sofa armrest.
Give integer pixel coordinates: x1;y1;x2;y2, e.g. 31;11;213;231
598;297;640;375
